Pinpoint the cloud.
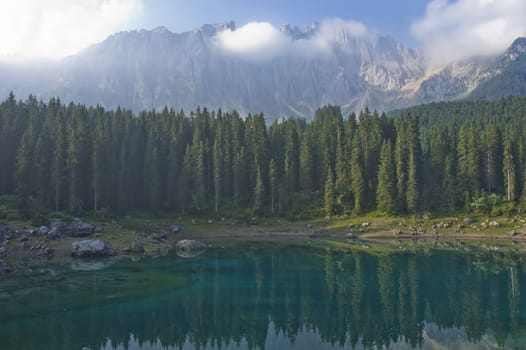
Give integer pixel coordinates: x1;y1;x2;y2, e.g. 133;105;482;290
215;22;290;61
215;18;373;62
0;0;143;61
411;0;526;67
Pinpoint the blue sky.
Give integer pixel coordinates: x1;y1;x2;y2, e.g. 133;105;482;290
137;0;429;47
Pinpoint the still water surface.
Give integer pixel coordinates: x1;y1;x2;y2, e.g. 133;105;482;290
1;245;525;349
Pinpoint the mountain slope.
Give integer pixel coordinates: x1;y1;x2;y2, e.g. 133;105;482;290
0;23;524;119
0;22;426;118
469;37;526;99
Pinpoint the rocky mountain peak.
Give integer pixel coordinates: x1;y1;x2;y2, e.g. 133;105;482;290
196;21;236;36
151;26;171;34
505;37;526;61
0;24;524;120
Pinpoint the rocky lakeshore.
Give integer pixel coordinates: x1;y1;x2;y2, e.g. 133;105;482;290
0;217;211;275
2;213;526;275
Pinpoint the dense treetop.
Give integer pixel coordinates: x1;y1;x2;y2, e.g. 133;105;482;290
2;93;526;218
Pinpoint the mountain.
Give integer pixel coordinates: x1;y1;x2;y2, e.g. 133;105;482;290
469;37;526;99
0;22;525;119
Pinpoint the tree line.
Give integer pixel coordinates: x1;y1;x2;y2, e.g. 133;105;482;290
2;93;526;217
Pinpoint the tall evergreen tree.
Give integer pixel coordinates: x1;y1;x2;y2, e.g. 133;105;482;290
350;142;366;215
324;168;335;216
269;159;277;214
376;141;396;214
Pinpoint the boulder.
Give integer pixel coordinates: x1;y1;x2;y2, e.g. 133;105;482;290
24;228;38;236
149;231;167;242
42;247;54;258
489;221;501;228
50;220;67;235
71;240;116;258
170;225;182;234
47;227;62;240
129;239;144;253
0;224;8;235
50;219;94;237
68;220;95;237
422;212;433;220
175;239;207;252
39;226;51;235
463;218;474;225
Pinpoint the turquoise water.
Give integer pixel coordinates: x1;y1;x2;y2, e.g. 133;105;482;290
1;245;526;349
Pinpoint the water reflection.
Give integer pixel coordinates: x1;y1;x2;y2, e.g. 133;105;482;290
99;321;518;350
1;247;525;349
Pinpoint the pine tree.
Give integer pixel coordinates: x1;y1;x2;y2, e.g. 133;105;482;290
406;114;421;212
181;145;192;215
254;167;264;212
406;151;419;212
324;168;335;216
376;141;396;214
503;130;518;201
299;128;315;192
482;125;501;193
395;128;407;213
442;155;458;211
350;143;366;215
233;147;247;208
15;128;34;213
269;159;277;214
213;125;224;213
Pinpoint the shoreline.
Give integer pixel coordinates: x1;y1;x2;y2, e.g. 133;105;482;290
2;214;526;267
4;221;526;261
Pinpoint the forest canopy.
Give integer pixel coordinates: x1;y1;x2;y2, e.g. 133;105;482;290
2;93;526;218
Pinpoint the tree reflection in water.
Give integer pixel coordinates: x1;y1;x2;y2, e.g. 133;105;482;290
1;247;525;350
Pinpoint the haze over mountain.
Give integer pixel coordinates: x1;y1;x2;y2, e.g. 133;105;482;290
0;20;525;119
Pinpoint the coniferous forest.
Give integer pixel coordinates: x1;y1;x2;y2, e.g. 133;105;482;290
2;93;526;217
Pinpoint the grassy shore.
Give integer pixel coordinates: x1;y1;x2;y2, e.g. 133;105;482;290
3;210;526;263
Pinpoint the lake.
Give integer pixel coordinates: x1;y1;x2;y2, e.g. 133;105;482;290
1;243;525;349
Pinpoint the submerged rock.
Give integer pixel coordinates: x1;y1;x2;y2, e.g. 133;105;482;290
71;240;116;258
176;249;206;258
71;259;117;271
175;239;207;252
0;259;11;273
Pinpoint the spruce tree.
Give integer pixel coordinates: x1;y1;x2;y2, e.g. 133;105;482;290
254;167;264;212
269;159;277;214
376;141;396;214
324;168;335;216
350;143;366;215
